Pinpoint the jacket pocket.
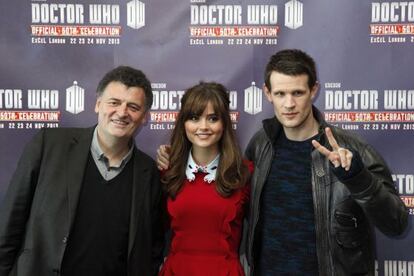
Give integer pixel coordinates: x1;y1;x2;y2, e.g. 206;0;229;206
332;209;372;274
334;210;366;248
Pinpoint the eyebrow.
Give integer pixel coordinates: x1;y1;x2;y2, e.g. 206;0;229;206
106;97;121;101
273;88;306;93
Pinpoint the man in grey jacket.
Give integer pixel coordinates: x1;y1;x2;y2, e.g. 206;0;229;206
244;49;407;275
157;49;408;275
0;66;164;276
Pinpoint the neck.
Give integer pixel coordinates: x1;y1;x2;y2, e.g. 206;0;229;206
284;114;319;141
97;132;130;166
191;147;219;166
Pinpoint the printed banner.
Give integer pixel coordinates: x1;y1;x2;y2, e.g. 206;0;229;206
1;1;413;274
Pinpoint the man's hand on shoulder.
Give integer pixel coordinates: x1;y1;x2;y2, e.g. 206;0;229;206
156;145;171;170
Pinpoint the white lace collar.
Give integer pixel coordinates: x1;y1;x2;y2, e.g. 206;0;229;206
185;151;220;183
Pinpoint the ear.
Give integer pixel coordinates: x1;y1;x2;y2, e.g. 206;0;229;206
310;82;319;100
141;111;149;126
94;97;101;113
263;84;272;102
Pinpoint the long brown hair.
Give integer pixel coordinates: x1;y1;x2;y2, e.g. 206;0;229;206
161;82;249;199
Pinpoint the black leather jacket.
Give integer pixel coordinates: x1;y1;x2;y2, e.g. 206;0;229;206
244;107;408;276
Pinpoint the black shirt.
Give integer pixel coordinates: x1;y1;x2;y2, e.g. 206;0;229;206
61;153;133;276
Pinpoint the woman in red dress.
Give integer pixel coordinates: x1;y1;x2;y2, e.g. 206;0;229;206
159;82;252;276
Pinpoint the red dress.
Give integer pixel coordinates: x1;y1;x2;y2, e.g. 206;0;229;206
159;170;251;276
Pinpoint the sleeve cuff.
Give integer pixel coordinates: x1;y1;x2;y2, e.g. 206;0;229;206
331;149;364;182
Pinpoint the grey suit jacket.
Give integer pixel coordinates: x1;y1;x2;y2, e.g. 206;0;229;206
0;127;164;276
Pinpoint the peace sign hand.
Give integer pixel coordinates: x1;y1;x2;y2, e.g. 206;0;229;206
311;127;353;171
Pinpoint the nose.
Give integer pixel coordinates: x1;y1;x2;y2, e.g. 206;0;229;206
284;95;295;109
199;118;208;129
117;102;128;116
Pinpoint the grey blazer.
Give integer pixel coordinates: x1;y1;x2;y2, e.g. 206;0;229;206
0;127;164;276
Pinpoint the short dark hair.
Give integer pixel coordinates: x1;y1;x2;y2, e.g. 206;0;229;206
264;49;317;90
96;66;153;111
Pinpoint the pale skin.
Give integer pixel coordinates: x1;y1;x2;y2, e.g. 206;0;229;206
157;102;223;170
157;72;354;171
263;71;319;141
185;102;224;166
264;71;353;171
311;128;353;171
95;81;148;167
157;145;171;170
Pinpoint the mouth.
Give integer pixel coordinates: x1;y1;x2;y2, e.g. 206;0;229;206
282;112;298;118
111;118;129;127
195;133;212;139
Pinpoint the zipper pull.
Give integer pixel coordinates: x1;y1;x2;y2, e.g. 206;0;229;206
352;217;357;228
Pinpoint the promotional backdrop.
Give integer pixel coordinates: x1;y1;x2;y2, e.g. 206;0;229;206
1;0;413;274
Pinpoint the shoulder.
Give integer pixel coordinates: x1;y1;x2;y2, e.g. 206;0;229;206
30;127;92;146
329;125;367;149
327;125;385;163
246;128;267;150
249;128;267;144
40;126;92;139
134;147;154;162
133;147;158;170
243;159;254;174
245;127;271;161
241;159;253;196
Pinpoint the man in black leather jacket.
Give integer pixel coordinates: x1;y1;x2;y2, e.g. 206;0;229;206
244;49;408;275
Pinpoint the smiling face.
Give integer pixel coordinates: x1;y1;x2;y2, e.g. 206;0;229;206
184;101;224;155
265;71;319;140
95;81;147;145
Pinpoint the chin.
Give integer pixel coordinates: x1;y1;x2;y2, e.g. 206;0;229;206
281;121;301;129
194;143;213;148
110;130;130;137
195;143;218;149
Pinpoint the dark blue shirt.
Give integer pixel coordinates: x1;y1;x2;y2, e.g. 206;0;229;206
257;132;319;275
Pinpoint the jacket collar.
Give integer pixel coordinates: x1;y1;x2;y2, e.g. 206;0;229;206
66;127;96;234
